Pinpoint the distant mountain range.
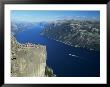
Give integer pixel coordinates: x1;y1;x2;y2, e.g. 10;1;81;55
56;16;99;22
11;18;100;51
11;21;48;35
40;19;100;51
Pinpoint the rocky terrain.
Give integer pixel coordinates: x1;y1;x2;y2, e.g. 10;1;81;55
40;19;100;51
11;35;55;77
11;21;48;35
11;21;37;35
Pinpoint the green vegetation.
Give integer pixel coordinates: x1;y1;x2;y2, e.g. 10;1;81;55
45;66;56;77
11;35;55;77
41;19;100;51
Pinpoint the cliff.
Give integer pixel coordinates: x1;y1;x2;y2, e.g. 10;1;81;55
11;35;53;77
40;19;100;51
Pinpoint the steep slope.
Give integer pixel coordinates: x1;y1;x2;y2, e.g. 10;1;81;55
11;35;55;77
40;19;100;51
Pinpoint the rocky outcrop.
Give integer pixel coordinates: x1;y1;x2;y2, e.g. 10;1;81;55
11;35;47;77
40;19;100;51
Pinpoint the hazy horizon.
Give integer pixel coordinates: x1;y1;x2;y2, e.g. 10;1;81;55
11;10;100;22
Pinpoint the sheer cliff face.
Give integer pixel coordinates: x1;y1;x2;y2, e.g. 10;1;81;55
40;20;100;51
11;36;47;77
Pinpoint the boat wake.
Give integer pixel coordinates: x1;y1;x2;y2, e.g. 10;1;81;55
69;54;79;57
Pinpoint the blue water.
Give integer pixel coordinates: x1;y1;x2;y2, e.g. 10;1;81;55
15;25;100;77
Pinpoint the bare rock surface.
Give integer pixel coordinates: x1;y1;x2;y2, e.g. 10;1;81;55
11;35;47;77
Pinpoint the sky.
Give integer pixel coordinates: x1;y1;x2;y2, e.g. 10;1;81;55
11;10;100;22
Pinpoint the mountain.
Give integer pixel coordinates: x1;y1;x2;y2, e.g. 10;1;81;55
40;19;100;51
11;21;49;35
11;35;55;77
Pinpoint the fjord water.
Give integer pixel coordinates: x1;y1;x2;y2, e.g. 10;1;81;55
15;24;100;77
